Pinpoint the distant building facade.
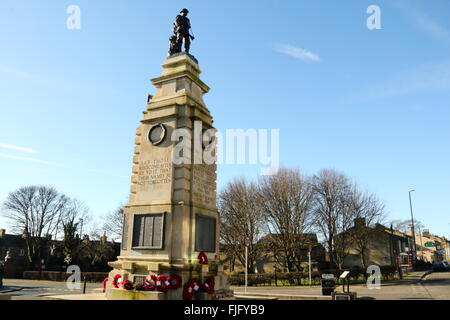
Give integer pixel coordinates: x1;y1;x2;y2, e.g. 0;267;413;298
256;234;327;273
220;233;326;273
0;229;30;278
410;228;450;263
340;220;414;269
0;228;120;278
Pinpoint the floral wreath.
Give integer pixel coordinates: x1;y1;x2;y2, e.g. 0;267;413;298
183;276;215;300
198;251;208;265
183;278;202;300
102;277;109;291
167;273;182;290
144;275;157;291
122;279;134;290
155;274;169;292
108;273;184;292
201;276;215;294
112;274;122;288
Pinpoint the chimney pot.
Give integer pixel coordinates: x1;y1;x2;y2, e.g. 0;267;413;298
354;218;366;227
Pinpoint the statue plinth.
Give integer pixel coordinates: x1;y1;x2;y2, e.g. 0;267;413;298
105;53;232;300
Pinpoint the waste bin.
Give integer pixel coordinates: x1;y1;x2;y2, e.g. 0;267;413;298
321;276;335;296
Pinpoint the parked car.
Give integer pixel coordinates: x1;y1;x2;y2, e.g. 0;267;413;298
432;261;449;272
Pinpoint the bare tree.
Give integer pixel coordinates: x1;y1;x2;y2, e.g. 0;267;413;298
389;219;424;234
2;186;73;264
218;178;265;274
348;187;385;269
257;168;315;272
312;169;354;268
59;199;92;264
102;204;124;241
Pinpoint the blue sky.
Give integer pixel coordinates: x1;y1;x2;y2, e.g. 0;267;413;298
0;0;449;238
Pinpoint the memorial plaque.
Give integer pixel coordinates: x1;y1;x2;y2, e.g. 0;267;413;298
121;214;129;250
133;276;146;284
195;214;216;252
132;213;165;249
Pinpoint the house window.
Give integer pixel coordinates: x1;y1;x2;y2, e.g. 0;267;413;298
195;214;216;253
132;213;165;249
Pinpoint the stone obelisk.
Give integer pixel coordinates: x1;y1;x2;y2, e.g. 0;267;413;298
105;51;230;300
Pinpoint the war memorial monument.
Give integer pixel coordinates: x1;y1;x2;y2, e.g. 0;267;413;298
104;9;232;300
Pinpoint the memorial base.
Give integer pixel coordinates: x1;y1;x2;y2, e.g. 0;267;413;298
105;258;232;300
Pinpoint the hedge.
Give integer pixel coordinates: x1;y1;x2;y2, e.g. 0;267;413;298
0;263;3;288
228;266;399;286
23;271;108;283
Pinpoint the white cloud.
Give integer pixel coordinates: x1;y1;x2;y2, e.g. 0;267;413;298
0;153;58;166
0;142;38;154
275;44;320;62
0;65;46;83
347;60;450;102
0;143;128;179
414;14;450;44
394;1;450;45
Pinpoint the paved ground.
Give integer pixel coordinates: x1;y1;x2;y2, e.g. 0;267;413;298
232;272;450;300
420;272;450;300
1;279;102;300
2;271;449;300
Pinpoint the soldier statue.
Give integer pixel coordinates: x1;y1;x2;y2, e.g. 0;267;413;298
169;8;195;56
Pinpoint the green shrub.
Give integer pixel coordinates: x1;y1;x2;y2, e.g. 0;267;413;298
228;265;399;286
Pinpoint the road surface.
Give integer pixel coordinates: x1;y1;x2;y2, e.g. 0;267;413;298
233;271;450;300
2;272;449;300
2;279;102;300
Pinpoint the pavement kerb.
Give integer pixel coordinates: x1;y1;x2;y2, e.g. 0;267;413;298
0;287;23;294
419;270;433;281
233;292;332;300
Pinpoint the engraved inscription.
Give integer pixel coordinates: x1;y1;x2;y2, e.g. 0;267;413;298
138;158;172;189
192;164;216;206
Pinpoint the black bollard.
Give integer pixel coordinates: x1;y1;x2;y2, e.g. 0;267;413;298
83;276;87;294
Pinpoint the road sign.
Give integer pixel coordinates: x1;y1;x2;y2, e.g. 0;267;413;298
424;242;436;247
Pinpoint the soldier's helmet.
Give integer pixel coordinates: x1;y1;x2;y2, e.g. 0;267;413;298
180;8;189;14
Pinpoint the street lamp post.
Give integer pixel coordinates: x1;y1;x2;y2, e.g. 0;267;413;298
79;218;84;238
308;244;312;288
408;189;417;266
244;238;249;294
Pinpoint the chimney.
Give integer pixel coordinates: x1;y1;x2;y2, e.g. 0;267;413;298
354;218;366;228
0;229;5;237
21;229;29;239
407;224;414;236
423;229;430;238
